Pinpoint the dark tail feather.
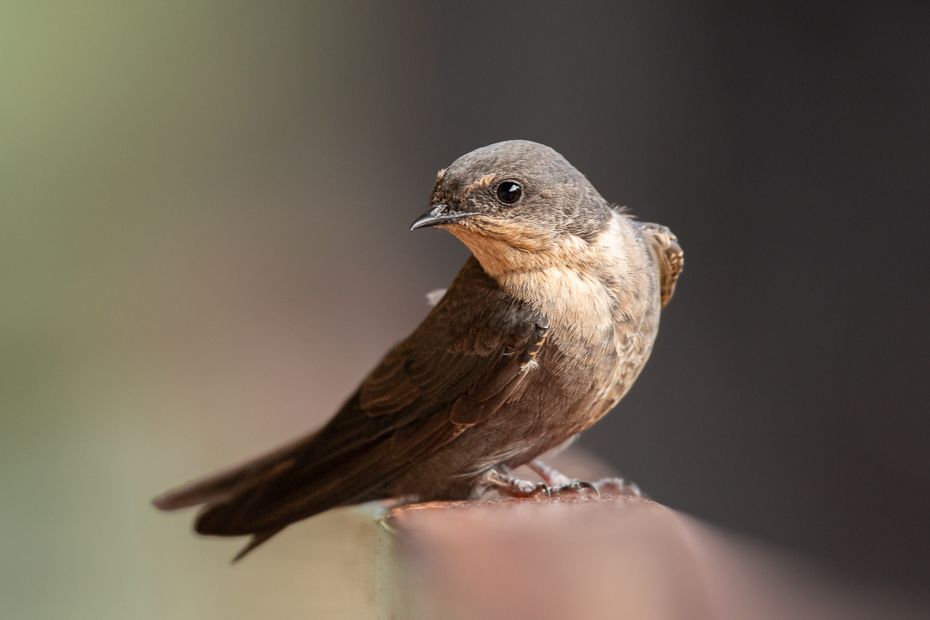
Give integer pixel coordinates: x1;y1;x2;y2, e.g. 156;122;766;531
152;470;246;511
152;430;321;511
232;529;282;563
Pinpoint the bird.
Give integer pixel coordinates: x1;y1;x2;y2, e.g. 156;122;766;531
153;140;683;560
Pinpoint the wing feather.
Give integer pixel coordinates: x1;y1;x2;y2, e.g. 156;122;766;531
637;222;684;307
159;257;546;548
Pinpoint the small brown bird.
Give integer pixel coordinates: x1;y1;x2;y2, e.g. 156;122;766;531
153;140;683;560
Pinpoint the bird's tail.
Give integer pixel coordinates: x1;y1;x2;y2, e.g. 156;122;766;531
153;430;321;511
231;529;282;563
152;433;320;561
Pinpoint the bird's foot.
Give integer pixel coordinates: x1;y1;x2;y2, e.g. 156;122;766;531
545;480;601;498
523;459;598;497
483;465;600;499
483;468;551;498
526;458;574;486
483;464;644;500
527;460;643;498
539;477;643;499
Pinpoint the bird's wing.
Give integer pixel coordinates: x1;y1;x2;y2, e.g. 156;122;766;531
155;257;547;544
637;222;684;307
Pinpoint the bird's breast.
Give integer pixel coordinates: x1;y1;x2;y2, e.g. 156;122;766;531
503;264;616;342
483;215;662;434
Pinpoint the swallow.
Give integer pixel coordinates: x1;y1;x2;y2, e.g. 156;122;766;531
153;140;683;560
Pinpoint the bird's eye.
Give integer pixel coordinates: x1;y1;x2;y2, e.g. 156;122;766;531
496;181;523;205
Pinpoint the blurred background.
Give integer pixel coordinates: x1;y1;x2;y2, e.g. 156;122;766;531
2;1;929;618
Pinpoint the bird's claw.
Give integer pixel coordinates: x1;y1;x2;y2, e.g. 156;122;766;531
484;469;551;498
485;468;643;500
546;480;600;498
576;480;601;499
515;479;551;498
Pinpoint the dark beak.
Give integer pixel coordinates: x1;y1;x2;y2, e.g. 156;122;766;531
410;204;479;230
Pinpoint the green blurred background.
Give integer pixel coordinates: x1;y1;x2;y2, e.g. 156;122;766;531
3;1;929;618
2;3;446;617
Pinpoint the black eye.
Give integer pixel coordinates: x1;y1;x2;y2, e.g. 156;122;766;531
496;181;523;204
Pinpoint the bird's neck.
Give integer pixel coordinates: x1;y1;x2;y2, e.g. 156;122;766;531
452;214;642;338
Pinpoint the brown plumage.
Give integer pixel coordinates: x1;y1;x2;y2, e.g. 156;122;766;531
153;140;683;560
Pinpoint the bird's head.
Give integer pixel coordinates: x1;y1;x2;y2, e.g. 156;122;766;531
411;140;613;277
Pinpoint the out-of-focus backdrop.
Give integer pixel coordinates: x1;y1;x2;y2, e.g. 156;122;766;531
2;1;929;618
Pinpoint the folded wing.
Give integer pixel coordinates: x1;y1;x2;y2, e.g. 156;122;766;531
152;257;547;558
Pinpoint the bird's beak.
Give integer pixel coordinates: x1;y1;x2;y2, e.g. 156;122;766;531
410;204;479;230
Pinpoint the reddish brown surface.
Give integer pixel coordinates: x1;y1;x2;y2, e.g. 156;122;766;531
385;496;928;620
